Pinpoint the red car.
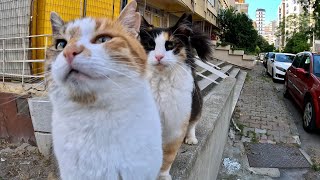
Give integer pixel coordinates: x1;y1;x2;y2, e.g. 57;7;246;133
284;52;320;132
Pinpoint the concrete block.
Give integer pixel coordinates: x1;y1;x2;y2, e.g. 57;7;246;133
248;167;280;178
170;77;236;180
34;132;52;156
229;49;244;55
28;97;53;133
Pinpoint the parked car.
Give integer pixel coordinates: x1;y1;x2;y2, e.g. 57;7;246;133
284;52;320;132
263;52;275;68
259;53;265;61
266;53;295;81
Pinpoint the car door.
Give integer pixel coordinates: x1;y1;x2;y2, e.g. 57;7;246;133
287;53;303;99
295;54;311;105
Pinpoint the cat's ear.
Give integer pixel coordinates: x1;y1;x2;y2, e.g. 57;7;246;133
117;1;141;37
140;16;154;30
171;13;193;35
50;12;64;35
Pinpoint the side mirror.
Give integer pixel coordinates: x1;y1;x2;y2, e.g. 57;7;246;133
297;68;310;77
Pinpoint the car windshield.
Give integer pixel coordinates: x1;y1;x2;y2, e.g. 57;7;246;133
275;54;295;63
314;55;320;77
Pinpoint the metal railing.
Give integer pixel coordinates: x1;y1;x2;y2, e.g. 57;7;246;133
0;34;51;85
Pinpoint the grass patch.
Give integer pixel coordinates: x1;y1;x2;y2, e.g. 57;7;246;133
261;76;271;82
237;123;245;136
311;159;320;171
251;132;259;143
312;163;320;171
245;74;252;83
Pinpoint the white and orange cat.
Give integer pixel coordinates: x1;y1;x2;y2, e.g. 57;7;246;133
47;1;162;179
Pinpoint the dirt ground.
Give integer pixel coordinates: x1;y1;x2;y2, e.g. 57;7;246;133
0;139;58;180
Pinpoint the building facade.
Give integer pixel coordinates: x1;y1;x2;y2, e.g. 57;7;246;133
256;8;266;36
234;0;248;15
263;20;277;46
276;0;313;50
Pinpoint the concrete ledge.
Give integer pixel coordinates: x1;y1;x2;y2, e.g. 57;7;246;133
171;77;236;180
243;54;256;61
34;132;52;156
216;45;231;50
229;50;245;55
28;97;52;133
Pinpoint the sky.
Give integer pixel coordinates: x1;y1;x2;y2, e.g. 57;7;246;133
246;0;281;24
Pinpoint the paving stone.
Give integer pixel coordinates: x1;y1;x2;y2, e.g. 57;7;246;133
232;63;298;144
255;128;267;134
250;123;260;129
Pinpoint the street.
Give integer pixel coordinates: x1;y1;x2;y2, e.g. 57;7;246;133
219;62;320;180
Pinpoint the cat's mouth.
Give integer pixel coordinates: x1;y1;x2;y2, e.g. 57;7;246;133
66;68;91;80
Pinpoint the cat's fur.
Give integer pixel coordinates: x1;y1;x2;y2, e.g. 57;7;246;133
139;14;213;179
47;1;162;179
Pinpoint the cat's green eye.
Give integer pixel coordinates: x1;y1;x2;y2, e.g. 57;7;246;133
95;36;111;44
146;41;155;51
165;41;174;51
55;39;67;50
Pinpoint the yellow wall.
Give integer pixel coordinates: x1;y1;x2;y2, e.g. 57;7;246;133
31;0;122;75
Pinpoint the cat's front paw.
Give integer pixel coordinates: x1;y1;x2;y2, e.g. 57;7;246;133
184;136;198;145
158;175;172;180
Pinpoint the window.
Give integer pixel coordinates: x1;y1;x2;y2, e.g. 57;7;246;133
294;6;296;11
313;55;320;77
292;54;303;68
298;55;309;71
275;54;295;63
302;55;311;71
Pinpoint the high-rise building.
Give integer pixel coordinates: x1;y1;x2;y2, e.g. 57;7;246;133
276;0;313;50
264;20;277;45
256;9;266;36
234;0;248;15
276;0;286;50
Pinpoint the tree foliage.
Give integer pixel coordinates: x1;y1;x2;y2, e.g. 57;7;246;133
299;0;320;38
256;35;275;52
284;32;310;53
217;8;258;53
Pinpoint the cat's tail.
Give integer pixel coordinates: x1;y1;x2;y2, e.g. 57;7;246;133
190;27;214;62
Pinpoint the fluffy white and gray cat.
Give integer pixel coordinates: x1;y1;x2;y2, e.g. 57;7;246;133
47;1;162;179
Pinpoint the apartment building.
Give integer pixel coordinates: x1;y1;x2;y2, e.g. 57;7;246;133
264;20;277;45
256;9;266;36
234;0;249;15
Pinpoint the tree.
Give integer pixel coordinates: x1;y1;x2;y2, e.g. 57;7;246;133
284;32;310;53
218;8;258;53
256;35;274;52
299;0;320;38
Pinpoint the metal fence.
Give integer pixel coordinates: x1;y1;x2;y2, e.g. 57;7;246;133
0;35;50;84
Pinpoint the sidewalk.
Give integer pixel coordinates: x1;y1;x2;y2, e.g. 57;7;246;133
218;62;319;180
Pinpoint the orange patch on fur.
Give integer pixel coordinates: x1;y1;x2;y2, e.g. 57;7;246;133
161;118;189;172
70;91;97;105
68;27;81;43
177;48;187;61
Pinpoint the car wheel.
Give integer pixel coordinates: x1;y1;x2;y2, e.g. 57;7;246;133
272;69;276;82
283;80;290;98
303;98;316;133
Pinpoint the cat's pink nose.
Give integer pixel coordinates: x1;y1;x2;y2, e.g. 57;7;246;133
155;55;164;62
63;45;84;64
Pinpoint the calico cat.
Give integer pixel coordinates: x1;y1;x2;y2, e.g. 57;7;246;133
139;14;213;179
47;1;162;179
